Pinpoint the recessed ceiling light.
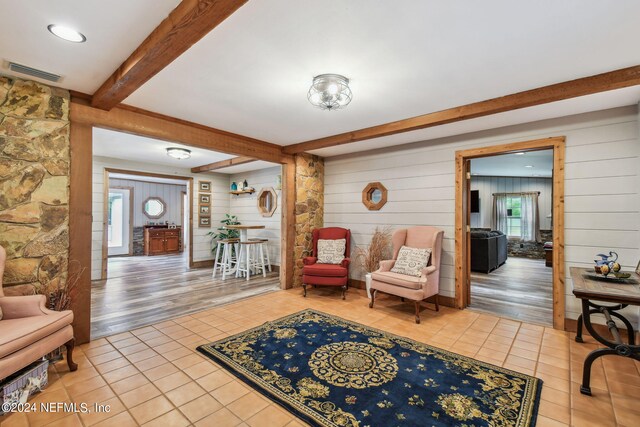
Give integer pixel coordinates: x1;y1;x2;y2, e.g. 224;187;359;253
525;165;534;168
47;24;86;43
166;147;191;159
514;152;525;155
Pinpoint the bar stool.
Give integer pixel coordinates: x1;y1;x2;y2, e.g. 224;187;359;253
212;238;239;279
249;238;271;272
236;241;266;281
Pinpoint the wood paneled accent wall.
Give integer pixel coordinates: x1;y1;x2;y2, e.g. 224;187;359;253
470;176;553;230
323;106;640;329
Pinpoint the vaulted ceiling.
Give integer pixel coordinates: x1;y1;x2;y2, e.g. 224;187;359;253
2;0;640;160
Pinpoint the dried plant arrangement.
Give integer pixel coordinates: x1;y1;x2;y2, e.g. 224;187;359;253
354;226;393;274
41;261;84;312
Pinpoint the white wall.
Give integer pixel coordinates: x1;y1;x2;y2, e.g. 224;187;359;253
324;106;640;323
229;166;282;266
470;176;553;230
109;178;186;227
91;156;229;280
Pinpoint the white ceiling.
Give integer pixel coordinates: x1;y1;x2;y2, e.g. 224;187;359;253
3;0;640;159
0;0;180;93
471;150;554;178
92;128;277;174
124;0;640;147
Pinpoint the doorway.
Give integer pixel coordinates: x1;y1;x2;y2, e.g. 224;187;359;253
467;150;554;325
100;169;194;280
455;137;566;330
107;187;132;256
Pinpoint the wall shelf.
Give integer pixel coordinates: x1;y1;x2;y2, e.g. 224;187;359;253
229;189;255;196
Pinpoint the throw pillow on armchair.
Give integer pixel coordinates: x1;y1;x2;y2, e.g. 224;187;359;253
317;239;346;264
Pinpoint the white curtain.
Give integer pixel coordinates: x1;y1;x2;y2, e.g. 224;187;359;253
492;194;508;233
521;192;541;242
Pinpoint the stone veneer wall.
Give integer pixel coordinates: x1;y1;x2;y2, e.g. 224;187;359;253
0;77;70;292
293;154;324;287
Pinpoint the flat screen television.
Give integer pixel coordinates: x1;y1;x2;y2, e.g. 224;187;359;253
470;190;480;213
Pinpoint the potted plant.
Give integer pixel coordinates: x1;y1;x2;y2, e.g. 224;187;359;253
207;214;241;260
354;226;393;298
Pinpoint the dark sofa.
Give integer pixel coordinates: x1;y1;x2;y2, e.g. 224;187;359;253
470;230;507;273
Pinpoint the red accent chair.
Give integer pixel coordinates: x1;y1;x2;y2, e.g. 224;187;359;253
302;227;351;299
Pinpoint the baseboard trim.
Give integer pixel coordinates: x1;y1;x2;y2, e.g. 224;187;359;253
192;260;214;269
347;279;456;308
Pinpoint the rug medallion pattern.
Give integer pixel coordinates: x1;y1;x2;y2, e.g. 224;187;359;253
197;310;541;427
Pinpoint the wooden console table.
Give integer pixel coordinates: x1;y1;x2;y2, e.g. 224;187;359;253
570;267;640;395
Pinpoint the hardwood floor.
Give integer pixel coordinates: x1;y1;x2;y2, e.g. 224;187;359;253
470;256;553;325
91;254;280;339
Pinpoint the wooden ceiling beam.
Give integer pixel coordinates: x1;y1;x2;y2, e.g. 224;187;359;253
283;65;640;154
91;0;249;110
191;156;256;173
71;99;290;164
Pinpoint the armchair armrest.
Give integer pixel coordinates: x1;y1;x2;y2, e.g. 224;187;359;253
421;265;437;278
303;257;317;266
377;260;395;272
0;294;54;319
340;258;351;268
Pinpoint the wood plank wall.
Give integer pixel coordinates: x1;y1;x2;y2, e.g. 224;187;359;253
109;178;187;226
229;166;282;266
323;106;640;324
91;156;229;280
470;176;553;229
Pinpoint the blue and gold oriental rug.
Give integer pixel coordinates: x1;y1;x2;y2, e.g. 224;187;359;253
197;310;541;427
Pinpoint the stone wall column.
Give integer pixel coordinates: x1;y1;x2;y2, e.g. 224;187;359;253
0;77;70;294
293;154;324;288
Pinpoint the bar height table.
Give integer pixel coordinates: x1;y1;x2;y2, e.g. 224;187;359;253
224;224;265;242
570;267;640;395
224;225;266;279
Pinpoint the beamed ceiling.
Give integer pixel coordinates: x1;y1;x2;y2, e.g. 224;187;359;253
2;0;640;161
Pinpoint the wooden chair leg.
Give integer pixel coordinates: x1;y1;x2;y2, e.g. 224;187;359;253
401;297;405;302
434;294;439;312
369;289;377;308
64;338;78;371
341;285;347;300
303;284;307;297
414;301;421;324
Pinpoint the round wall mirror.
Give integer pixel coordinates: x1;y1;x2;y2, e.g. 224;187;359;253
143;197;166;219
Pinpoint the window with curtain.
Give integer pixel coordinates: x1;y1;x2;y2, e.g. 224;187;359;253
506;196;522;237
493;192;540;242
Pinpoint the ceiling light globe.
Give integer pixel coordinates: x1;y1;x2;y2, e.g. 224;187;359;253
166;147;191;160
308;74;352;111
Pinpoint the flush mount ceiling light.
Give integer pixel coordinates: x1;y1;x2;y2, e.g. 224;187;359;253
307;74;352;110
514;152;525;155
47;24;86;43
525;165;534;168
166;147;191;160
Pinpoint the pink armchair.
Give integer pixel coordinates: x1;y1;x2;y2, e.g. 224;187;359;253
0;245;77;380
369;226;444;323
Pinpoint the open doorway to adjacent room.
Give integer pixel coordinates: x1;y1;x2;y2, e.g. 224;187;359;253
455;138;565;329
467;149;554;324
90;128;282;338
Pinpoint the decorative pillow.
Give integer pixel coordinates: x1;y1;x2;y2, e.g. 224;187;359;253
390;246;432;277
317;239;346;264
